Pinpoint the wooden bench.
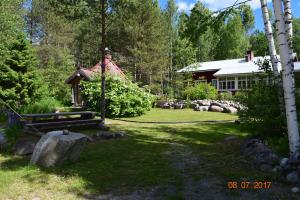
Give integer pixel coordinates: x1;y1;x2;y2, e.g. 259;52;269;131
21;111;102;133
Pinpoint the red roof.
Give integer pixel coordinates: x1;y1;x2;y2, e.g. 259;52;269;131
65;58;125;84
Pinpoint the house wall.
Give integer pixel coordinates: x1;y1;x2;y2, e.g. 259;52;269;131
192;70;218;83
192;72;257;94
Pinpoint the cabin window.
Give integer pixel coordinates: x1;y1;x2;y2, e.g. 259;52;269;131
238;77;247;89
226;77;235;90
219;78;226;90
211;79;218;89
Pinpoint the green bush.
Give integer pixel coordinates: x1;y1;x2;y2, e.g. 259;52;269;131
183;83;218;100
4;124;22;148
237;83;285;137
19;98;62;114
218;91;233;100
81;76;154;118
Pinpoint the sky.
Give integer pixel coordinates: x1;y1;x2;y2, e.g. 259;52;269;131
158;0;300;31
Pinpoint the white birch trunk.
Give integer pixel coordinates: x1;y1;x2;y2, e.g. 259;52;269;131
260;0;281;77
283;0;293;39
273;0;300;154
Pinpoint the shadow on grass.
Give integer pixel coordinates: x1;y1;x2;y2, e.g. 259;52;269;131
0;122;266;198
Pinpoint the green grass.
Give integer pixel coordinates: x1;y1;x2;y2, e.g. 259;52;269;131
0;110;292;199
117;108;237;122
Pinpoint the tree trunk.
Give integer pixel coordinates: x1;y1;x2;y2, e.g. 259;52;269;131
283;0;293;40
273;0;300;154
260;0;281;77
100;0;106;123
260;0;284;113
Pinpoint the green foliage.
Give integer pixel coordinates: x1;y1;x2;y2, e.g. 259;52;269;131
19;97;61;114
0;33;46;109
250;30;269;56
294;18;300;59
237;83;285;137
81;76;154;118
36;46;75;105
218;92;233;100
183;83;217;100
215;15;249;59
4;124;22;148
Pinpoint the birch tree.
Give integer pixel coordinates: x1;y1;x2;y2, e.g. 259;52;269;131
260;0;280;77
272;0;300;154
283;0;293;39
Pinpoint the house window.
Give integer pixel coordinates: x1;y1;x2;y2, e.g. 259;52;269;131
218;77;235;90
211;79;218;89
195;80;207;85
219;78;227;90
238;77;247;89
226;77;235;90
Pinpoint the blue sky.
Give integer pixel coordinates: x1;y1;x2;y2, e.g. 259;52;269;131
158;0;300;31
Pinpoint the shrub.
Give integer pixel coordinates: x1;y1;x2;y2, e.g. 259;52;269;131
81;76;154;118
19;98;62;114
4;124;22;148
238;83;285;137
218;91;233;100
183;83;218;100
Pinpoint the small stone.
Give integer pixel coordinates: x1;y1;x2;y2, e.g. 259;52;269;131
286;171;299;183
280;157;289;167
260;164;273;172
272;165;282;173
114;132;125;138
291;187;300;193
224;136;237;141
63;129;69;135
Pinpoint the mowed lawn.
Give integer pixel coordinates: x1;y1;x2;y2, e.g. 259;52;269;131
0;109;294;199
118;108;238;122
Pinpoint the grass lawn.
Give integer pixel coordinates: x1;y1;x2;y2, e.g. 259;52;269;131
0;109;296;199
117;108;238;122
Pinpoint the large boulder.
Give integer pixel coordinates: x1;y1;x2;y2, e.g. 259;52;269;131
223;106;238;114
14;138;36;155
210;105;224;112
30;130;91;167
197;100;211;106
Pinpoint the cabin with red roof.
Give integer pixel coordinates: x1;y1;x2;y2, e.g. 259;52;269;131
65;54;125;106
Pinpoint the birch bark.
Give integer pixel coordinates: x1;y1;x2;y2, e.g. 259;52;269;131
273;0;299;154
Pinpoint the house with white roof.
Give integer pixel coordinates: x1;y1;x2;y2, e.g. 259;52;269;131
177;51;300;93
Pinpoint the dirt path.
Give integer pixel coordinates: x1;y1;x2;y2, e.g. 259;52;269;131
89;140;300;200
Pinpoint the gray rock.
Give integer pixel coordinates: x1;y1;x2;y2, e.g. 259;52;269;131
260;164;273;172
198;100;211;106
114;132;126;138
223;136;237;141
225;106;238;114
286;171;299;183
291;187;300;193
13;139;36;155
174;103;185;109
272;165;283;173
0;132;7;146
210;105;224;112
30;130;90;167
280;157;289;167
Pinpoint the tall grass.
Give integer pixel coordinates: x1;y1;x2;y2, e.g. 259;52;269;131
19;98;62;114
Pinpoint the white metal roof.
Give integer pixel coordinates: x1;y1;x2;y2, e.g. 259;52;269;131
177;56;300;77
